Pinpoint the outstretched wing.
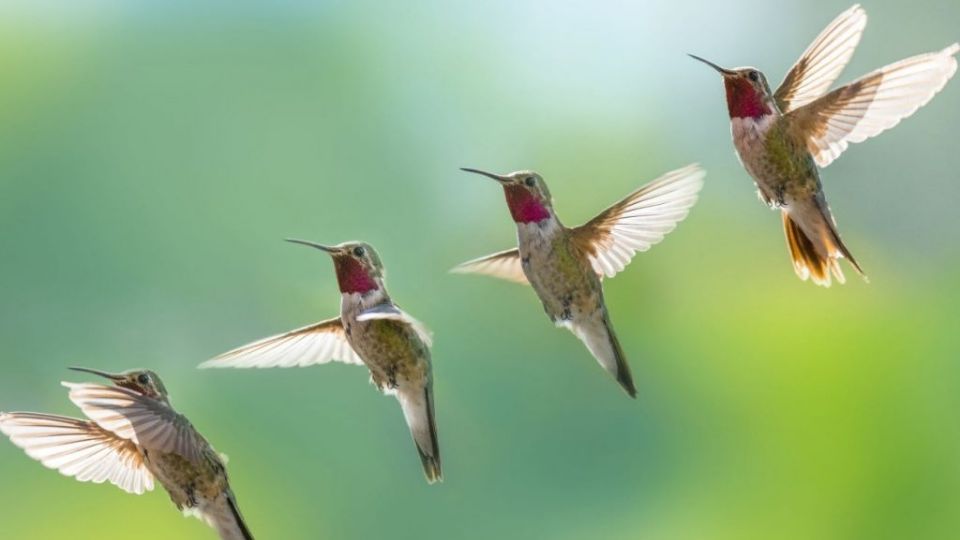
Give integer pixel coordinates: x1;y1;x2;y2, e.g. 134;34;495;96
775;4;867;112
570;164;705;278
788;44;959;167
450;248;529;285
357;303;434;348
0;412;154;494
199;317;364;369
64;382;207;465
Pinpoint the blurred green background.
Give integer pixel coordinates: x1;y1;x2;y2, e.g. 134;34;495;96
1;1;958;539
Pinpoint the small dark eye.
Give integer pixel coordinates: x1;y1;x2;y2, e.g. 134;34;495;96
524;176;536;187
137;373;149;385
353;246;365;257
748;70;759;82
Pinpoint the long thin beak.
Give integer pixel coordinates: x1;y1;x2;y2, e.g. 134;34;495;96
460;167;511;184
285;238;337;253
688;54;737;76
69;366;122;381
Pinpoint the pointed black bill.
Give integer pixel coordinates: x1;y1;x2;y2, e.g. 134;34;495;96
460;167;510;184
688;54;737;76
68;366;122;381
285;238;337;253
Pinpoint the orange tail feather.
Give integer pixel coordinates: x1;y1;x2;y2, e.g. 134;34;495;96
782;210;864;287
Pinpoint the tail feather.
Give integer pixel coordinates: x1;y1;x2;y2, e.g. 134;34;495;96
227;493;255;540
782;202;865;287
570;311;637;398
202;492;254;540
398;383;442;484
606;321;637;398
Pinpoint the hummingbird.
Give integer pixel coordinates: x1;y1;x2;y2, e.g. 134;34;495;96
200;240;441;484
0;367;254;540
691;4;959;286
454;164;705;397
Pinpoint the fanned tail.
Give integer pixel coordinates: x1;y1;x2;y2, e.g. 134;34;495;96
782;199;865;287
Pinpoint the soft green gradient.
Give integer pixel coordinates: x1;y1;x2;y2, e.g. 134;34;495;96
1;1;958;539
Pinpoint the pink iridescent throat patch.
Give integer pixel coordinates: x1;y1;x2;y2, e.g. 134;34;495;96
333;256;379;294
504;185;551;223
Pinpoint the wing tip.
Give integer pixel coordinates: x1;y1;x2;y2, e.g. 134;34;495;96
682;163;707;186
664;163;707;190
654;163;707;205
939;43;959;80
449;262;475;275
198;358;260;369
841;4;866;23
198;352;245;368
450;252;530;285
942;44;960;79
450;254;490;273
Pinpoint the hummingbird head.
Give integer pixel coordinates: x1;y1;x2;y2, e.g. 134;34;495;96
460;168;553;224
688;55;776;119
68;367;169;400
285;239;385;295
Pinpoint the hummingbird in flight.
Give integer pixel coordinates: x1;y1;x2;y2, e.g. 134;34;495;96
0;367;254;540
691;4;959;286
201;240;441;484
454;165;705;397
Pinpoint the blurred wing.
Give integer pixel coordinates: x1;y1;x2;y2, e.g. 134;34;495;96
357;303;434;348
775;4;867;112
64;382;206;465
788;44;959;167
0;412;154;495
199;317;364;369
450;248;529;285
571;164;705;278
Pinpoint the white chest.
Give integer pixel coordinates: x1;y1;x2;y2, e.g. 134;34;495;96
516;217;562;271
517;216;561;252
731;114;776;177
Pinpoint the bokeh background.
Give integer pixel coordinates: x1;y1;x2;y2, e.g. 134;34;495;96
1;1;958;539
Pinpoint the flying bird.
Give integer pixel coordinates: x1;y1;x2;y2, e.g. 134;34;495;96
454;164;705;397
201;241;441;484
0;367;254;540
691;4;959;285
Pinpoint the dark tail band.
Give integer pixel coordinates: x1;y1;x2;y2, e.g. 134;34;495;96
418;385;443;483
227;493;255;540
605;315;637;398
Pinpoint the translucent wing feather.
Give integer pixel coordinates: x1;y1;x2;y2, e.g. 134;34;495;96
0;412;154;495
64;382;207;465
451;248;529;285
570;164;705;278
788;44;959;167
199;317;364;369
775;4;867;112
